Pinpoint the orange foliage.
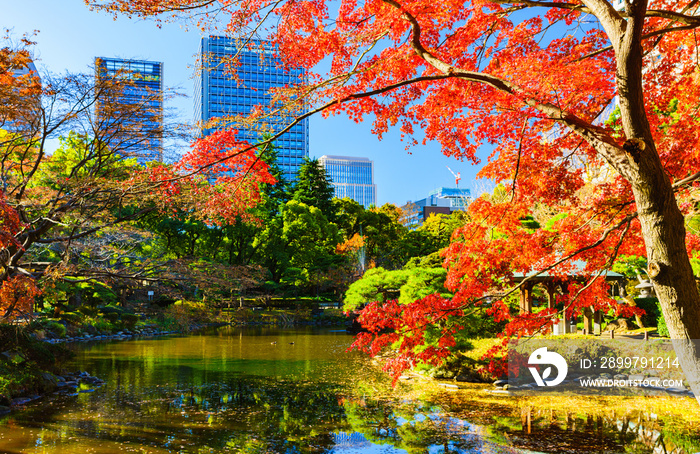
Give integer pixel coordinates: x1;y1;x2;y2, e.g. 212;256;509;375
85;0;700;380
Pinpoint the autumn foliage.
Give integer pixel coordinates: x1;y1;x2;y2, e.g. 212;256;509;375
137;129;276;225
0;35;275;311
87;0;700;391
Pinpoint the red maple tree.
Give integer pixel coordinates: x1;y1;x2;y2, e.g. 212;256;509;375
87;0;700;400
0;37;274;304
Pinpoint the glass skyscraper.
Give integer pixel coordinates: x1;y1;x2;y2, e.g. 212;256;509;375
95;57;164;164
319;155;376;208
195;36;309;181
402;186;472;226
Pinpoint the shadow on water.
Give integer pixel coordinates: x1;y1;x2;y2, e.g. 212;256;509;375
0;326;698;453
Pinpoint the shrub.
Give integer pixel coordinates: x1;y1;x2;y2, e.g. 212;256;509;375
78;306;98;317
656;302;669;337
58;311;82;325
121;313;139;329
635;297;661;327
46;321;67;338
158;300;218;330
90;317;114;332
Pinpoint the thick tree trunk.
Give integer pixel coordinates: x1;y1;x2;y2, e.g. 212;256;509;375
632;170;700;402
614;0;700;403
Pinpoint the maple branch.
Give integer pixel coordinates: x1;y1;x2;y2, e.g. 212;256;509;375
464;212;637;313
551;216;633;320
488;0;700;26
379;0;637;183
578;23;700;61
88;0;219;16
32;207;155;244
673;171;700;188
510;118;529;202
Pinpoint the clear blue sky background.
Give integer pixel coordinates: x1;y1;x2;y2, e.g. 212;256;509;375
4;1;493;207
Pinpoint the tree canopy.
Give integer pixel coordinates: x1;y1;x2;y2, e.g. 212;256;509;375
86;0;700;401
0;39;275;317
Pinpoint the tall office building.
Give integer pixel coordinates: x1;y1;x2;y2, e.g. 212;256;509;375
4;55;41;132
95;58;164;164
319;155;376;208
195;36;309;181
402;187;472;226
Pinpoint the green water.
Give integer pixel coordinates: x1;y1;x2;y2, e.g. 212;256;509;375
0;327;698;453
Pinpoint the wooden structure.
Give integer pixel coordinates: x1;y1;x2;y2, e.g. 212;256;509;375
512;262;624;335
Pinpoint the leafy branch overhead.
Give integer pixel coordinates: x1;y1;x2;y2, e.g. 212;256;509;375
84;0;700;399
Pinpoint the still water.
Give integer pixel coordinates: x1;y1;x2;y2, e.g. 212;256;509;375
0;327;698;453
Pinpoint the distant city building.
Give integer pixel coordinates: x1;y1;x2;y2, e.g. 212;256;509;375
195;36;309;181
319;155;376;208
12;58;38;79
95;57;164;164
4;56;40;132
402;187;472;226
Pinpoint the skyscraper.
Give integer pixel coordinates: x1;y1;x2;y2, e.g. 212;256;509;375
401;187;471;226
319;155;376;208
95;57;164;164
3;54;41;133
195;36;309;181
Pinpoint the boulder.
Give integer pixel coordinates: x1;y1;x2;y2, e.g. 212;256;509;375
606;318;638;332
38;372;58;394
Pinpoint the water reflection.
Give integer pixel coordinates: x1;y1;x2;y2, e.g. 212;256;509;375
486;407;700;454
0;327;697;453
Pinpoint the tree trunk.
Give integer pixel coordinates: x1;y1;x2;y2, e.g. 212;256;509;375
614;0;700;403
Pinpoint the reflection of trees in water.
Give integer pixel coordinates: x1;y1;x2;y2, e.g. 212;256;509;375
12;347;700;454
489;406;700;454
342;397;518;453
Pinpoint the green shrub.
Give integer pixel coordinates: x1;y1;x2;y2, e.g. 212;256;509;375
104;312;120;323
46;321;67;338
58;311;82;325
90;317;114;332
98;306;124;315
78;306;98;317
635;297;661;326
656;302;669;337
121;313;139;329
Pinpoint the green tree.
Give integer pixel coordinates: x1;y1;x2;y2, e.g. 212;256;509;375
281;200;340;290
291;158;335;220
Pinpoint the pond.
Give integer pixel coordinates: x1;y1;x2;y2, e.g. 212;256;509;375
0;327;698;453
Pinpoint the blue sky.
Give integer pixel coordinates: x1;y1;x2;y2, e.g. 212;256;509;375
4;1;492;207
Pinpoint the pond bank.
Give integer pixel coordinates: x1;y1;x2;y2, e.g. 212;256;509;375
3;326;700;453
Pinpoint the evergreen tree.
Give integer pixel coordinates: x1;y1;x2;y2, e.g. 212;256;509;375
292;158;335;220
258;141;291;217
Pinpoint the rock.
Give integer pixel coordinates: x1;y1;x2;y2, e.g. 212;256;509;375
490;389;513;395
666;386;687;393
38;372;58;394
606;318;638;332
439;383;459;390
613;374;628;380
78;388;95;393
0;406;10;415
398;375;411;381
493;379;508;387
456;375;481;383
10;397;31;407
628;374;646;381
